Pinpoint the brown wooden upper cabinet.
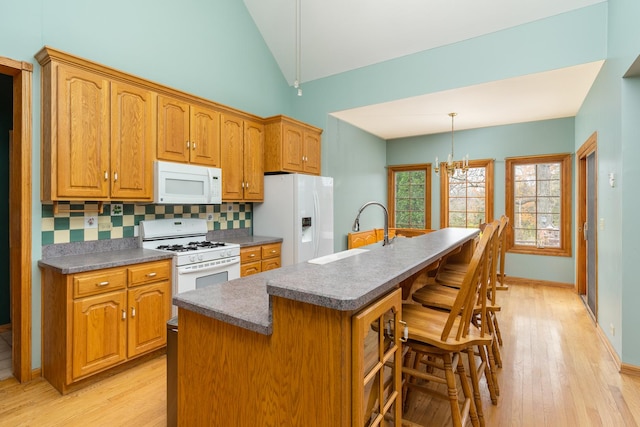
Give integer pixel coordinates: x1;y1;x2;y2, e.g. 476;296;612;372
157;95;221;167
37;47;155;202
220;112;264;202
264;115;322;175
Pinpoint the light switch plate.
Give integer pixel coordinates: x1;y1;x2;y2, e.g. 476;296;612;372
98;222;112;231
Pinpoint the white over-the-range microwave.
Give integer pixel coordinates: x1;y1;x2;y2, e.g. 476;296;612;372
154;160;222;204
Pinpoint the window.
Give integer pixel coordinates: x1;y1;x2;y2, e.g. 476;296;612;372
440;159;494;228
387;164;431;229
505;153;572;256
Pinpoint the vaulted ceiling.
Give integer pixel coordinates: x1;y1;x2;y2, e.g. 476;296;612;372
244;0;605;139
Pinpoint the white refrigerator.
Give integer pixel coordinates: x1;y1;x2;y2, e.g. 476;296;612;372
253;174;334;266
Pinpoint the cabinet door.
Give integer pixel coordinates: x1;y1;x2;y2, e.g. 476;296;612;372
72;291;127;380
352;288;402;426
110;81;155;200
157;95;190;163
190;105;221;167
220;113;245;200
127;281;171;358
56;65;110;199
243;120;264;201
303;130;321;175
282;124;304;172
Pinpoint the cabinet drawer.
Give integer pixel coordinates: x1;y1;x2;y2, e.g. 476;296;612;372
261;243;281;259
73;269;127;298
261;258;281;272
128;260;172;287
241;246;262;263
240;261;261;277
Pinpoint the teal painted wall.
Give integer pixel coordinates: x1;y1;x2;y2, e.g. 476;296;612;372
575;0;640;365
0;74;11;325
324;116;387;250
387;118;576;284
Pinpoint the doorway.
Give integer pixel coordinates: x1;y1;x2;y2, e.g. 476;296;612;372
0;56;32;383
0;72;11;380
577;132;598;319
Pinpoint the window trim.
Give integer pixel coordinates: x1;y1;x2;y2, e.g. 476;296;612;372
439;159;494;228
387;164;432;229
505;153;572;257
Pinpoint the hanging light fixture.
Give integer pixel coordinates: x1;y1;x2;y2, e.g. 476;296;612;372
434;112;469;176
294;0;302;96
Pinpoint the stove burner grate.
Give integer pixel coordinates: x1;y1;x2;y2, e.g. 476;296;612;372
156;241;227;252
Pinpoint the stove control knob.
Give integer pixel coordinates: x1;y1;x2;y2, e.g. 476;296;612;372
198;254;203;261
226;249;232;257
189;255;196;263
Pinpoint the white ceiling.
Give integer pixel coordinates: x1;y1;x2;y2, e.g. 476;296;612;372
243;0;605;139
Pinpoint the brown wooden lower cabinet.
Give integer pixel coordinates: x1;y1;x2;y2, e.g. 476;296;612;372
42;260;172;394
240;242;281;277
177;288;402;426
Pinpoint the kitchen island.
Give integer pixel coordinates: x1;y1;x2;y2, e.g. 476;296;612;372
174;227;478;426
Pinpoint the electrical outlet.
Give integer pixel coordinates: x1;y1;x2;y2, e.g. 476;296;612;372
98;222;112;231
207;214;214;221
227;204;233;212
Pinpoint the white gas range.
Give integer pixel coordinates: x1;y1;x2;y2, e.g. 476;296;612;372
139;218;240;313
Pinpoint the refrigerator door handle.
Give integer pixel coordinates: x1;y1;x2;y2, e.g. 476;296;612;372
313;191;320;258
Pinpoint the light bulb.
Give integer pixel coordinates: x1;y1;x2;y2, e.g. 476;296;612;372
294;80;299;89
297;88;303;96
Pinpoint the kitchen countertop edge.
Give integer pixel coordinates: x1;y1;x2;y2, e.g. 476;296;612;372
37;248;174;274
221;235;283;247
175;228;479;335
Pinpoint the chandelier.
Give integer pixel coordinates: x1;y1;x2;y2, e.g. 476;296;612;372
434;112;469;176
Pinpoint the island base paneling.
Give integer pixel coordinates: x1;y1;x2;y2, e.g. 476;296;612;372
177;295;352;426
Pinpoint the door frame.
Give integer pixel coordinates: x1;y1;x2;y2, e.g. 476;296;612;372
576;132;597;314
0;56;32;383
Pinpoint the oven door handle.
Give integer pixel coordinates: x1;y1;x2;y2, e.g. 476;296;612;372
177;260;239;275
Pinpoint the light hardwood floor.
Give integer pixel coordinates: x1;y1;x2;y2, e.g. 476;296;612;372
0;283;639;426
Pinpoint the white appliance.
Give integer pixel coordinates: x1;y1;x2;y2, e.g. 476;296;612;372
254;174;333;266
154;160;222;205
139;218;240;314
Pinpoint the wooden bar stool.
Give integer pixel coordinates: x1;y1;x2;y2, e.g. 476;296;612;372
410;221;502;407
401;224;494;427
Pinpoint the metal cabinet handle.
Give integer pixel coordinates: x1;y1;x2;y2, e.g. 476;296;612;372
192;142;196;150
400;320;408;342
146;272;157;278
186;141;190;148
121;310;126;320
114;172;118;182
249;253;256;258
97;281;109;287
131;307;136;318
104;171;108;180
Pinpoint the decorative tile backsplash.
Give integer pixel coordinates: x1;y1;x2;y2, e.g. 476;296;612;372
41;202;252;245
